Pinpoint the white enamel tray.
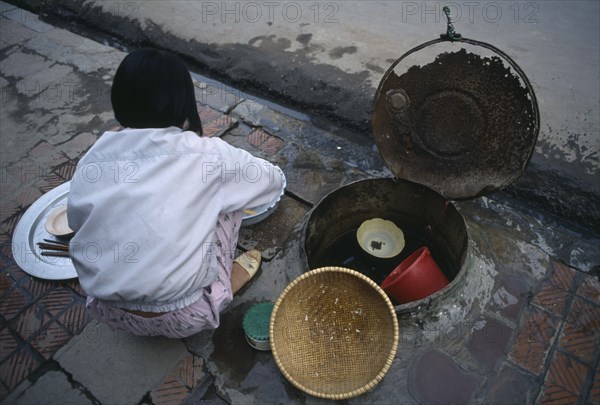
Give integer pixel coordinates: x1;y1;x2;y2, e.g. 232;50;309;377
12;182;77;280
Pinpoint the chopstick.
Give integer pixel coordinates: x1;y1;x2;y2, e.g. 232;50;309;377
38;243;69;252
40;251;70;257
43;238;70;246
37;239;70;258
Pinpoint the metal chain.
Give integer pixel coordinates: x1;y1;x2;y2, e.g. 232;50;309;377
441;5;462;41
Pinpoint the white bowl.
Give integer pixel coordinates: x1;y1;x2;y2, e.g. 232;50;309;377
45;204;74;237
241;172;286;226
356;218;405;258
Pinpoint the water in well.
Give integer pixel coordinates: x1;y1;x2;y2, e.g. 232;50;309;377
315;221;456;287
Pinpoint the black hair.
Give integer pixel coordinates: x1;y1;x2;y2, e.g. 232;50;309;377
111;48;202;135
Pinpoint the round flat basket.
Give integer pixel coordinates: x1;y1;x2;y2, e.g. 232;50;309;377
270;267;399;399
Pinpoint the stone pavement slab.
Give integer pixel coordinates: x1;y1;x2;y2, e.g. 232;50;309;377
238;195;308;260
5;370;93;405
1;4;53;33
467;315;513;371
54;321;188;405
484;365;537;405
408;349;480;404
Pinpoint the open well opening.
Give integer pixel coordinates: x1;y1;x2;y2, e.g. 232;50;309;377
303;178;469;307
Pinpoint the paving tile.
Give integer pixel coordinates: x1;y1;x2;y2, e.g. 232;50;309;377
195;104;238;137
0;327;19;361
59;132;97;159
532;262;577;317
408;349;480;404
3;262;28;285
197;104;223;124
197;382;228;404
559;296;600;364
172;352;204;389
247;128;271;147
566;296;600;330
467;316;513;370
0;199;19;224
1;210;23;236
0;168;21;196
21;276;54;300
0;204;20;236
231;99;269;127
576;274;600;303
0;260;12;283
238;196;309;260
245;128;286;156
3;370;94;405
0;286;31;321
0;272;12;298
150;374;190;405
194;81;242;113
202;115;237;138
273;143;369;205
0;231;12;255
485;364;536;404
29;321;72;360
55;321;187;405
39;286;76;317
38;171;66;194
0;347;40;390
6;158;52;188
1;6;53;33
151;353;204;404
509;306;560;375
537;351;589;404
1;164;24;189
0;381;8;402
258;135;285;156
14;304;51;342
57;300;91;335
52;160;78;181
590;363;600;405
489;275;532;321
0;15;37;48
27;141;68;169
14;185;43;209
230;99;301;133
64;279;86;297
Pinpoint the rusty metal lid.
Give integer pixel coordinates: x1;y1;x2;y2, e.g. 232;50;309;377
372;37;540;199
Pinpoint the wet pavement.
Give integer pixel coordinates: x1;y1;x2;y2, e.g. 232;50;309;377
1;3;600;404
12;0;600;237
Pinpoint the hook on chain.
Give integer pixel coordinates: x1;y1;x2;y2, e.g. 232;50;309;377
440;5;462;41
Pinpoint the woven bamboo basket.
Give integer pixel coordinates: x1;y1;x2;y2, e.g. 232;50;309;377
270;267;399;399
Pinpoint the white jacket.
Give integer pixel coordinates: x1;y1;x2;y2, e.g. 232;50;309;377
67;127;285;311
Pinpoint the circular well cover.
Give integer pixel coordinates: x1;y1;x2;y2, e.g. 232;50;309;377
372;38;540;199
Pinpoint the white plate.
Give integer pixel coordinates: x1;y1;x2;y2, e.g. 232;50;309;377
12;182;77;280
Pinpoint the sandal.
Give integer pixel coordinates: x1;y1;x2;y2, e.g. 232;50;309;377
234;249;262;279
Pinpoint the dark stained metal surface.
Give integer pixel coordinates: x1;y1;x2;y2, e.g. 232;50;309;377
373;38;540;199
